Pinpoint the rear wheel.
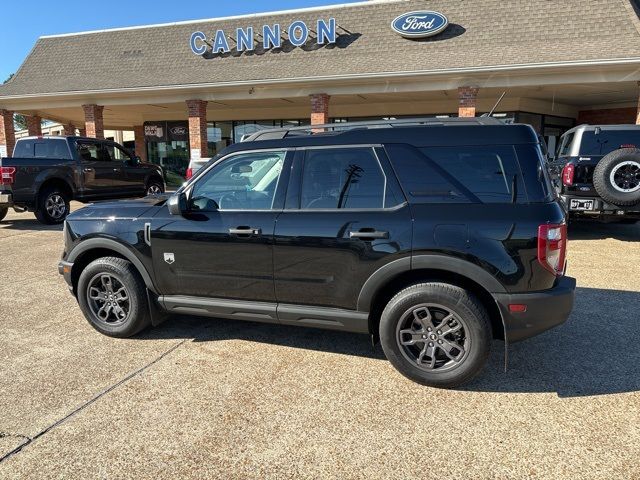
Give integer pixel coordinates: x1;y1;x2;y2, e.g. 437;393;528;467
0;206;7;222
77;257;150;338
380;282;492;388
35;186;70;224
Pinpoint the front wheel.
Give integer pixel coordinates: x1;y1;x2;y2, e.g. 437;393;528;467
0;206;7;222
77;257;151;338
35;186;70;224
146;181;164;196
380;282;492;388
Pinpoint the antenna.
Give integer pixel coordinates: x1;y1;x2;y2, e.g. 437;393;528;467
484;92;506;117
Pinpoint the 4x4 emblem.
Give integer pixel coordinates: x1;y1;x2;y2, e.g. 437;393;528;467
164;253;175;264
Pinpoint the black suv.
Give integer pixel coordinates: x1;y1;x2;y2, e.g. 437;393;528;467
58;118;576;388
551;124;640;223
0;136;165;224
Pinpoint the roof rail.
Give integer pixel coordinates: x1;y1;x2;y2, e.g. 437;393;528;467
242;116;505;142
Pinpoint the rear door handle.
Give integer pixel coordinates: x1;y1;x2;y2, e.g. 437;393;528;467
229;227;262;237
83;167;94;173
349;229;389;240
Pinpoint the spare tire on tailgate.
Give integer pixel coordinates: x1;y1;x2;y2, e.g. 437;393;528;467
593;148;640;206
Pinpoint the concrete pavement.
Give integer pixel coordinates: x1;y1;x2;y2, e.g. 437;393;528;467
1;205;639;479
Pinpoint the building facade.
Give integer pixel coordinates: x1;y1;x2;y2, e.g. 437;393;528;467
1;0;640;185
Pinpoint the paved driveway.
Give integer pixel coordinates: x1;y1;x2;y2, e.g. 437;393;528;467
1;205;639;479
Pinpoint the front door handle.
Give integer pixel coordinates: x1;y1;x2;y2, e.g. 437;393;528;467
350;229;389;240
113;168;122;172
229;226;262;237
83;167;94;173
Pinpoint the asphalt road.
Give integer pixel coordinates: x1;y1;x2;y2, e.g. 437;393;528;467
1;205;639;479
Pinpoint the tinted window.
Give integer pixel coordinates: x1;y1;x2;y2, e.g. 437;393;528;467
557;132;574;157
13;140;34;158
76;142;101;162
423;146;524;203
104;144;132;162
191;150;285;211
579;131;640;156
515;145;554;202
300;147;394;209
387;144;525;204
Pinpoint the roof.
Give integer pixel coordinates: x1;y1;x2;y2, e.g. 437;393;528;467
2;0;640;98
224;123;539;152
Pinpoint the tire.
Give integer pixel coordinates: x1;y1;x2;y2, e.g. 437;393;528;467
35;186;70;224
593;149;640;206
0;206;7;222
77;256;151;338
379;282;492;389
146;180;164;196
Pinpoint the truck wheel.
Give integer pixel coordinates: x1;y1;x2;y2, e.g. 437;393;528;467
146;181;164;195
379;282;492;389
593;149;640;206
35;186;70;224
77;257;151;338
0;206;7;222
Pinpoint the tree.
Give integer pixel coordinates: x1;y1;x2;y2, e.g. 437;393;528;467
3;74;28;131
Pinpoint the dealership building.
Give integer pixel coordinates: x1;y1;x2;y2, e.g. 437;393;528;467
1;0;640;183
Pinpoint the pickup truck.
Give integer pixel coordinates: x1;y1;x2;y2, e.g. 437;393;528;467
0;136;165;224
550;124;640;223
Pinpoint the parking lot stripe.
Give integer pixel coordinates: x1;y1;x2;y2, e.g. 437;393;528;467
0;339;187;464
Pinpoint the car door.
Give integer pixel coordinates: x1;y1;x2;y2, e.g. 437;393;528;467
104;142;143;195
273;146;413;313
76;140;116;197
149;149;291;302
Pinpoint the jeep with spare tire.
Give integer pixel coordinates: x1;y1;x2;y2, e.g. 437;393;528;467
550;124;640;223
58;117;576;388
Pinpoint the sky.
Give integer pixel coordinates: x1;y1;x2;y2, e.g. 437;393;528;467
0;0;361;83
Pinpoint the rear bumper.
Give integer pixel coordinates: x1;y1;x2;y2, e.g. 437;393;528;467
561;194;640;219
494;276;576;343
0;192;13;207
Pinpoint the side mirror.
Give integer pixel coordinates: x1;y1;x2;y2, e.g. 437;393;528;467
133;155;142;164
167;192;188;216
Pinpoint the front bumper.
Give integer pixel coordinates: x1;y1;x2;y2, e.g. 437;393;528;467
0;192;13;207
494;276;576;343
58;260;74;293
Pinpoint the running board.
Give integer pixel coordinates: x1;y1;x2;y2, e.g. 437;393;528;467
158;296;369;333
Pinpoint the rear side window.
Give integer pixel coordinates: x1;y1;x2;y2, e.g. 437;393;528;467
300;147;400;209
387;144;526;204
13;139;71;159
579;131;640;156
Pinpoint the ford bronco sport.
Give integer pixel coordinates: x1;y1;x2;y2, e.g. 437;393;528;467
58;118;576;388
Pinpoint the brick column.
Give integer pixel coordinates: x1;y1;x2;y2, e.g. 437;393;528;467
458;86;480;118
186;100;208;159
26;115;42;136
82;104;105;139
63;124;76;136
133;125;147;162
310;93;330;125
0;109;16;158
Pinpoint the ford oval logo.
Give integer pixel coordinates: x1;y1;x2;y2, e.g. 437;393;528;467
391;11;449;38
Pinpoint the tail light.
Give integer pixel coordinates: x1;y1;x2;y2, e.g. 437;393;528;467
538;223;567;276
1;166;16;185
185;167;193;180
561;164;575;186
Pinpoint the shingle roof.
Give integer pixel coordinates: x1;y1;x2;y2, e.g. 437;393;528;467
2;0;640;97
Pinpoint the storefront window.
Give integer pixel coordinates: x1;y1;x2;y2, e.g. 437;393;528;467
147;141;189;187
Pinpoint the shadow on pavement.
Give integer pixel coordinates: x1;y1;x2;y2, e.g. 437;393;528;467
569;220;639;241
140;286;640;398
0;217;63;232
